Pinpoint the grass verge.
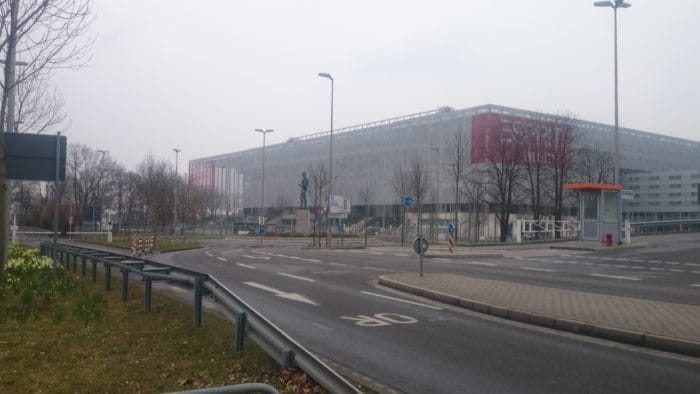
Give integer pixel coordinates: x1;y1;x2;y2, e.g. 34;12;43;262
0;269;323;393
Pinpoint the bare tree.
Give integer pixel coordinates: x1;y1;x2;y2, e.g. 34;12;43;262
308;162;328;246
15;72;67;133
136;153;176;235
482;122;523;242
408;156;430;237
545;112;578;237
391;167;409;246
0;0;94;268
520;113;548;227
572;144;614;184
446;128;469;241
462;168;487;242
358;183;375;247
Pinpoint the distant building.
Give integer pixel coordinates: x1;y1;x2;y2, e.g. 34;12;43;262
189;104;700;218
622;169;700;221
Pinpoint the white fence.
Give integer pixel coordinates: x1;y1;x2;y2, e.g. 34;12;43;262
515;219;580;242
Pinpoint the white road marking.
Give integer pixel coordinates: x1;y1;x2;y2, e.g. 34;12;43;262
521;266;557;272
278;272;316;282
691;284;700;288
205;252;213;257
243;282;318;305
329;262;347;266
614;265;629;268
168;285;187;293
349;250;363;254
666;261;680;265
601;257;614;261
693;271;700;274
631;266;645;269
361;291;443;310
649;260;663;264
236;263;256;269
550;260;567;263
466;261;496;266
431;258;451;264
368;251;384;255
393;253;410;257
615;258;630;262
668;269;684;272
312;322;332;331
217;257;227;262
649;267;666;271
685;263;700;266
340;313;418;327
582;262;594;266
631;259;645;263
589;273;641;281
242;255;270;260
598;263;610;267
360;266;388;271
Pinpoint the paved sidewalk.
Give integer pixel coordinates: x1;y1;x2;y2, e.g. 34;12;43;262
379;273;700;357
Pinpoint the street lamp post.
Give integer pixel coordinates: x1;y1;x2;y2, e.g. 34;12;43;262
96;150;109;232
430;147;440;243
595;0;630;245
255;129;274;243
318;72;334;247
173;148;181;235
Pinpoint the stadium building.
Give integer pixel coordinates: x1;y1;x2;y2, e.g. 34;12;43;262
189;104;700;228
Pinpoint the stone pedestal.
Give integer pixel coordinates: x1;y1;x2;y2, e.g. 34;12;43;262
295;209;311;235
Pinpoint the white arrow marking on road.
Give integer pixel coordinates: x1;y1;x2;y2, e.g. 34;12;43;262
242;255;270;260
589;273;641;281
217;257;227;262
278;272;315;282
521;266;556;272
236;263;256;269
243;282;318;305
361;291;443;310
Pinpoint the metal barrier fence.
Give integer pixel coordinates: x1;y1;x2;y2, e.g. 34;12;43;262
39;242;360;394
629;218;700;234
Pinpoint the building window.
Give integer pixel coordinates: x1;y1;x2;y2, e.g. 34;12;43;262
649;201;661;206
649;193;660;198
602;191;618;222
648;185;660;190
669;193;682;197
669;201;682;206
669;175;682;180
648;176;660;181
669;184;682;189
691;174;700;179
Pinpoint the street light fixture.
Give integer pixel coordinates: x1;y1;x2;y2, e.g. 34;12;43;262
173;148;181;235
595;0;630;245
254;128;274;241
318;72;334;247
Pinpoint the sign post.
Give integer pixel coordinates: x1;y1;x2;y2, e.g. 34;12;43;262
402;196;414;247
412;236;428;277
447;223;455;253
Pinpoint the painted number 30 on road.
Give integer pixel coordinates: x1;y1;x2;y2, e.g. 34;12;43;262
340;313;418;327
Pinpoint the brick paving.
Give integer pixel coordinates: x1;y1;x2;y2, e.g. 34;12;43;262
383;273;700;343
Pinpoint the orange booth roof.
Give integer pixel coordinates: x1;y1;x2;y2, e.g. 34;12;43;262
564;183;624;191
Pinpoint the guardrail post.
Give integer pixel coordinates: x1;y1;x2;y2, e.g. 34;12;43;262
144;277;152;312
91;259;97;282
81;256;87;277
122;269;129;301
235;312;247;351
283;350;295;369
105;263;112;290
194;277;203;327
72;254;78;273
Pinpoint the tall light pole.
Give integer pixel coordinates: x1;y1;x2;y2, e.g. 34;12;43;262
594;0;630;185
595;0;630;245
318;72;334;247
430;147;440;243
173;148;181;235
96;150;109;231
255;129;274;241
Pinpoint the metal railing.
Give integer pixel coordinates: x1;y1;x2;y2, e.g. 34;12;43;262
39;242;360;394
628;218;700;235
516;219;580;242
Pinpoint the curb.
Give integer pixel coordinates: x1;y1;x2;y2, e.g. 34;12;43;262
550;243;647;252
423;253;503;259
378;276;700;358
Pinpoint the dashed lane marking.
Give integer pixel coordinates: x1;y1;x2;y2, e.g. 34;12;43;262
217;257;227;262
312;322;332;331
666;261;680;265
691;284;700;288
631;266;645;270
601;257;614;261
582;262;594;266
649;267;666;271
205;252;213;257
614;265;629;268
668;269;684;273
361;291;444;310
649;260;663;264
329;262;347;266
236;263;256;270
360;266;388;271
685;263;700;266
241;255;270;260
521;266;557;272
631;259;645;263
693;271;700;274
393;253;410;257
278;273;316;282
598;263;610;267
615;258;630;262
465;261;496;266
368;251;384;255
590;273;641;281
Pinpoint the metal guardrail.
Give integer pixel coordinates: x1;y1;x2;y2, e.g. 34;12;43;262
629;218;700;234
39;242;361;394
165;383;279;394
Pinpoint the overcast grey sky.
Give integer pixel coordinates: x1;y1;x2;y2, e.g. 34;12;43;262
53;0;700;171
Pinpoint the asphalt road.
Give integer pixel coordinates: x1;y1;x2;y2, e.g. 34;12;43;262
154;234;700;393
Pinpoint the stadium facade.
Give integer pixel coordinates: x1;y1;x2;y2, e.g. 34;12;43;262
189;104;700;219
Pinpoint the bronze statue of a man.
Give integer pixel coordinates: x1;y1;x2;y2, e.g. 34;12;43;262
299;172;309;208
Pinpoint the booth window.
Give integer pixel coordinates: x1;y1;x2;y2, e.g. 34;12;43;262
602;191;619;222
583;193;598;220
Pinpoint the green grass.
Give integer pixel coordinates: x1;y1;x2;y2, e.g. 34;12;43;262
0;270;324;393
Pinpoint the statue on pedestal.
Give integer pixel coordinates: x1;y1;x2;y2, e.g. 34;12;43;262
299;172;309;209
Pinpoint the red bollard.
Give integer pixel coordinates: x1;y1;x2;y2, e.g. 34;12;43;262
606;233;613;247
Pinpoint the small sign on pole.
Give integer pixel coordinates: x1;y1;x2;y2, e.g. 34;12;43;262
413;236;428;277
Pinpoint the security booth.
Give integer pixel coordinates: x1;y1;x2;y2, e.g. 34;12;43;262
564;183;623;245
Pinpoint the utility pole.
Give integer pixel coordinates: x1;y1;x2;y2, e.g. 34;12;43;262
173;148;181;236
318;73;334;248
96;150;109;231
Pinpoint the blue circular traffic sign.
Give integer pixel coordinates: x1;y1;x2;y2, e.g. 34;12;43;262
256;226;265;236
403;196;415;207
448;223;455;235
